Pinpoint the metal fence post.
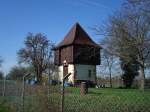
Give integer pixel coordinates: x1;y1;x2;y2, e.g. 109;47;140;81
22;73;30;112
61;73;71;112
2;76;6;96
48;67;51;112
61;79;65;112
22;76;25;112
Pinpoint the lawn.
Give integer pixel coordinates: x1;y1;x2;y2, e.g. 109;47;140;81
0;87;150;112
0;96;21;112
62;87;150;112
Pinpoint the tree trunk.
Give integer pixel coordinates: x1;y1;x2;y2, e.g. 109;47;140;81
109;67;112;88
139;65;145;90
36;69;42;85
37;74;42;84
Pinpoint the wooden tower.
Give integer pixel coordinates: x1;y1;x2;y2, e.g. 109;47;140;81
53;23;101;85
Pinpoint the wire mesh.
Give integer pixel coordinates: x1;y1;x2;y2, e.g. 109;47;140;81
0;79;61;112
63;86;150;112
0;79;150;112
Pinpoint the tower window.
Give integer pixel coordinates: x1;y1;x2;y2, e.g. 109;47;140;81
88;70;91;78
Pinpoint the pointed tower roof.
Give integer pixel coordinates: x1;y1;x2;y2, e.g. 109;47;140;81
54;23;100;49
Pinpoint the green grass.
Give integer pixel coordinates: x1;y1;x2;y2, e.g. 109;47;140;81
0;107;9;112
0;100;11;112
0;96;21;112
62;87;150;112
0;98;11;112
0;87;150;112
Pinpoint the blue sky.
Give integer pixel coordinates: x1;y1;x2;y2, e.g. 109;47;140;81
0;0;123;74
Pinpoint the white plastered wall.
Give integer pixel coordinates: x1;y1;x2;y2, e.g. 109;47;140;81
58;64;96;83
75;64;96;82
67;64;75;83
58;65;63;81
58;64;75;83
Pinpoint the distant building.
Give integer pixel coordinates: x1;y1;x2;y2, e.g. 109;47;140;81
53;23;101;85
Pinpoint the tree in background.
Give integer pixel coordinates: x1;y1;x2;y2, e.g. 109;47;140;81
0;56;3;67
95;0;150;89
121;59;139;88
103;50;114;88
99;48;118;88
0;71;4;80
0;57;4;80
127;0;150;13
18;33;54;84
6;66;32;80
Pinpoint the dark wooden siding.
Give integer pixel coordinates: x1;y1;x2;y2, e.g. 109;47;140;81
54;45;100;65
54;49;60;65
73;45;100;65
54;45;74;65
60;46;73;64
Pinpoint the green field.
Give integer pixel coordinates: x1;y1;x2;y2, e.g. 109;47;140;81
63;88;150;112
0;87;150;112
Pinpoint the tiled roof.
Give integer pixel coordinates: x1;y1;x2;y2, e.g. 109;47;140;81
54;23;100;49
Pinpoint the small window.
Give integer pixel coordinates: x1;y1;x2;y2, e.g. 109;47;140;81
88;70;91;78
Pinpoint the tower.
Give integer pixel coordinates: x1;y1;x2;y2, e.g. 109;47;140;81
53;23;101;85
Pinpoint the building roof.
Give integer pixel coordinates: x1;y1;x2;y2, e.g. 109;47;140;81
54;23;100;49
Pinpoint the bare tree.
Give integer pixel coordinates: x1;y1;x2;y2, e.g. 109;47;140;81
0;56;3;67
127;0;150;13
0;71;4;80
18;33;54;84
100;48;116;88
7;65;33;80
95;1;150;90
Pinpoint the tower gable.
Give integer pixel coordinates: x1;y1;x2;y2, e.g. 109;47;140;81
54;23;101;65
54;23;100;49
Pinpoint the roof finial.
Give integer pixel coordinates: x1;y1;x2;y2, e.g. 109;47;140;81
75;22;80;26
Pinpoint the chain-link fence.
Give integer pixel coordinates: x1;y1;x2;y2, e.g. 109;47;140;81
0;79;150;112
63;86;150;112
0;79;61;112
